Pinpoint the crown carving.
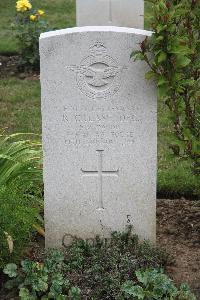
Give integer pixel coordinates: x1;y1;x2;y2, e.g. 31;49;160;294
90;41;107;56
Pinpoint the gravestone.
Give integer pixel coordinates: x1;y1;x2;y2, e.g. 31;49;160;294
76;0;144;29
40;27;156;248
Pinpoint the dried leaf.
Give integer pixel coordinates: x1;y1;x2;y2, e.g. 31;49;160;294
32;224;45;237
4;231;14;254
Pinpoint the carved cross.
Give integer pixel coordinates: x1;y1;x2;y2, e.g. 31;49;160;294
81;150;119;209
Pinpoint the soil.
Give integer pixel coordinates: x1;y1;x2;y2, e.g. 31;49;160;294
157;199;200;298
0;55;39;80
0;55;19;78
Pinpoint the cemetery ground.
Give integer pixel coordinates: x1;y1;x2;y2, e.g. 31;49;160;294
0;75;200;298
0;0;199;299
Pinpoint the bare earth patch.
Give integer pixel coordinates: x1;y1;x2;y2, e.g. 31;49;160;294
0;55;39;80
157;199;200;298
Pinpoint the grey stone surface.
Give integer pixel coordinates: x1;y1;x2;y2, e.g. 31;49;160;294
76;0;144;29
40;27;156;248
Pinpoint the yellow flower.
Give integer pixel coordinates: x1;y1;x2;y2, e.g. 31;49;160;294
38;9;45;16
16;0;32;12
30;14;36;21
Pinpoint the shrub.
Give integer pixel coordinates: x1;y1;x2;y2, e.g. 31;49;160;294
132;0;200;173
0;181;40;269
63;229;168;299
12;0;49;70
121;268;196;299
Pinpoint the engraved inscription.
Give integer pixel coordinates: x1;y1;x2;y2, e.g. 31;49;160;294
81;150;119;210
65;42;127;99
62;104;140;147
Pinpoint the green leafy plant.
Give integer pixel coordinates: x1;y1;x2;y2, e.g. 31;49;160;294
4;250;81;299
0;132;42;186
121;268;196;299
63;228;168;299
0;132;43;269
3;228;168;299
132;0;200;173
3;263;18;278
12;0;49;69
3;228;195;299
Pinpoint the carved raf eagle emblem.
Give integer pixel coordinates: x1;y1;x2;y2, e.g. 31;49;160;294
65;42;127;99
85;66;122;87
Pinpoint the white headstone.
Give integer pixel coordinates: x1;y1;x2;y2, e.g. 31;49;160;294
76;0;144;29
40;27;156;248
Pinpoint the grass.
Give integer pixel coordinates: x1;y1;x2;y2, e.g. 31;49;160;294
0;78;41;133
0;1;199;198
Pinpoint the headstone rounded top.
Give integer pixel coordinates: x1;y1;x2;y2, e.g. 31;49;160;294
40;26;152;40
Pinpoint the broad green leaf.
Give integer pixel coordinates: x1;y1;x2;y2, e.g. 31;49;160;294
135;270;148;286
3;263;18;278
68;287;81;300
156;24;167;33
145;70;155;80
169;44;192;55
183;128;193;140
133;52;146;61
157;51;167;63
156;35;164;42
157;76;168;87
176;55;191;67
4;277;22;290
122;282;145;299
130;50;140;58
19;288;36;300
158;84;170;98
33;277;48;292
192;140;200;153
56;296;67;300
